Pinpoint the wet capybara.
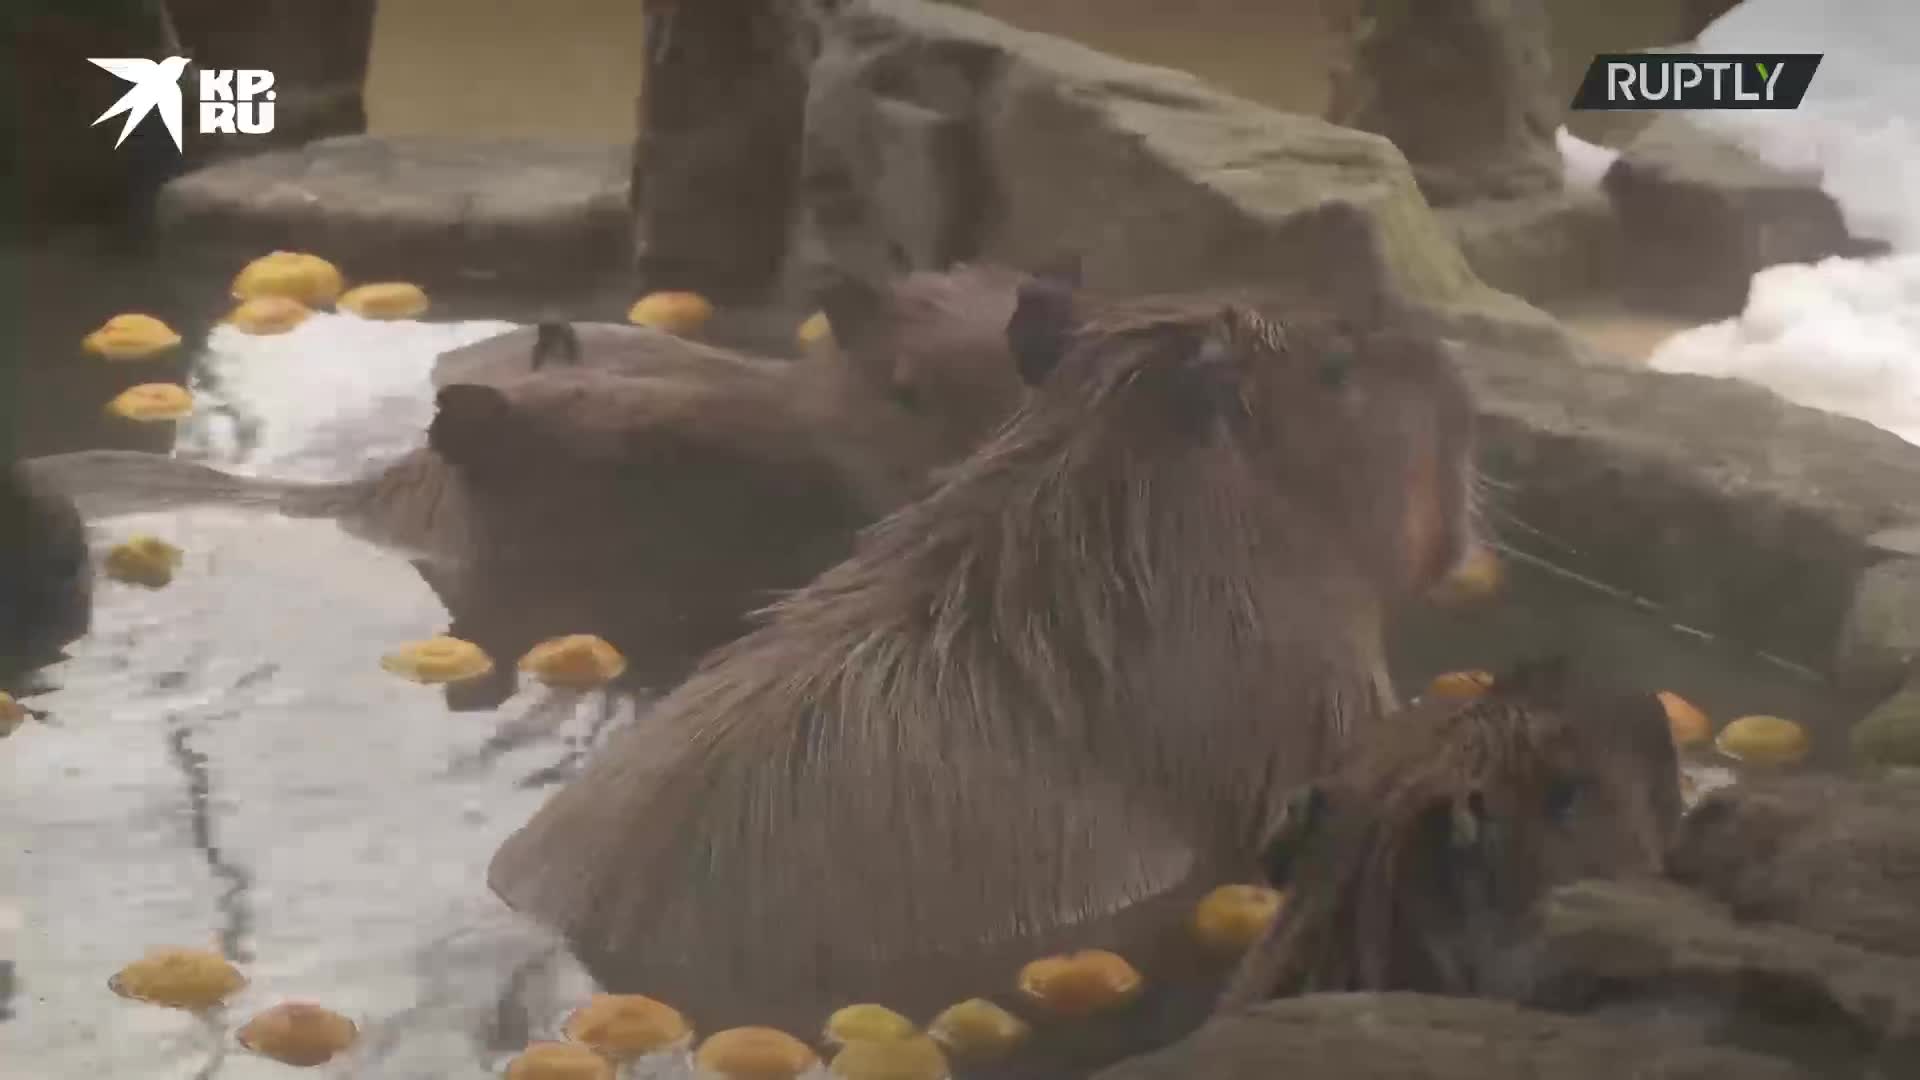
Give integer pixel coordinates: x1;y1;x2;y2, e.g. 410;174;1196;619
1;459;92;683
484;283;1481;1035
1216;657;1682;1010
21;263;1057;699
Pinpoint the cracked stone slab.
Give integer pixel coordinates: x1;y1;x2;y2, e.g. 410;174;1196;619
154;135;633;292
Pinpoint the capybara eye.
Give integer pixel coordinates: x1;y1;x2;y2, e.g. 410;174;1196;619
1544;778;1581;823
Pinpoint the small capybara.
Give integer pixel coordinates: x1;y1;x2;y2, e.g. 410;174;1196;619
1;459;92;682
1216;656;1682;1010
484;281;1481;1035
21;263;1056;698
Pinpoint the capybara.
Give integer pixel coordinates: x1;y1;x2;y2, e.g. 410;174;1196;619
20;263;1057;698
1;459;92;682
484;282;1481;1035
1217;656;1682;1010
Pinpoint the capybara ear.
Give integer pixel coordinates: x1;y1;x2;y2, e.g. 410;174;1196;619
530;322;580;371
429;384;514;467
1260;784;1327;887
1007;277;1077;387
1033;251;1084;289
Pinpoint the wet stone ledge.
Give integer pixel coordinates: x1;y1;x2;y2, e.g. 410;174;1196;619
153;135;635;296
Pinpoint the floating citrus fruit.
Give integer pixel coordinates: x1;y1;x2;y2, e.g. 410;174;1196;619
1191;883;1286;952
694;1026;818;1079
505;1041;614;1080
1424;669;1494;701
1715;714;1810;766
1432;546;1504;605
829;1034;948;1080
0;693;26;738
236;1001;359;1066
226;295;312;335
83;313;181;361
1657;690;1712;748
104;535;184;588
823;1004;917;1049
518;634;627;689
231;251;345;306
106;382;193;422
108;947;246;1010
628;291;715;336
337;282;430;320
797;311;833;348
563;994;693;1061
924;998;1028;1063
1016;949;1143;1018
380;636;495;684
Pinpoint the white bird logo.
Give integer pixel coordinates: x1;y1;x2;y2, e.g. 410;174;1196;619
89;56;191;151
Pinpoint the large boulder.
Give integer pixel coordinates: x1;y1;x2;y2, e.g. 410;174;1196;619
1603;114;1890;319
1666;774;1920;959
1328;0;1565;208
1459;331;1920;683
1522;878;1920;1076
154;136;632;299
1093;992;1814;1080
798;0;1555;343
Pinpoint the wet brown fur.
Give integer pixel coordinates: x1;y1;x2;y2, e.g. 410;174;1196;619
1217;658;1683;1011
486;288;1480;1033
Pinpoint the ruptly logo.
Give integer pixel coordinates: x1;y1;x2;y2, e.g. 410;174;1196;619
89;57;278;150
1569;53;1822;111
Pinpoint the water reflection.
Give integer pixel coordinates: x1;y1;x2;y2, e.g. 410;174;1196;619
4;308;625;1078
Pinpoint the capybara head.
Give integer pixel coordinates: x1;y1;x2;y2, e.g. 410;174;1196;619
486;288;1487;1032
813;260;1072;477
1;461;92;676
1005;281;1479;595
1218;657;1682;1008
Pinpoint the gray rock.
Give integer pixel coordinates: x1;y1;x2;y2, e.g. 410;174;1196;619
1835;557;1920;694
1667;774;1920;960
1852;681;1920;769
1520;878;1920;1077
1328;0;1565;208
8;0;179;235
1094;992;1814;1080
632;0;813;302
1439;187;1622;306
1457;336;1920;678
154;135;632;292
1603;114;1889;318
801;0;1551;336
169;0;376;160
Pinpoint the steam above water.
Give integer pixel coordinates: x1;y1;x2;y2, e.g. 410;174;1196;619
1635;0;1920;446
